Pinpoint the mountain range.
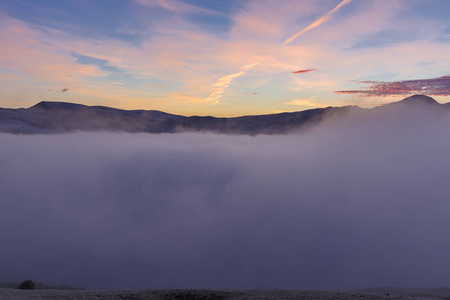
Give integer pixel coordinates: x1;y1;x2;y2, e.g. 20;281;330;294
0;95;448;134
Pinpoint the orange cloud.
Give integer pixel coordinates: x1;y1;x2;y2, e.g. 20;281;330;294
284;98;327;108
205;62;260;103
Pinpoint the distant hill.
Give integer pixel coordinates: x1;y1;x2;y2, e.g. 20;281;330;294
0;95;446;135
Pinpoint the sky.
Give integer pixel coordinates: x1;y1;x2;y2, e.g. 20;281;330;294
0;0;449;116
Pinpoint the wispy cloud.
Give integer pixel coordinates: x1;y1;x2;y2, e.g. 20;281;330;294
204;0;352;104
293;69;318;74
335;75;450;97
134;0;222;16
170;92;210;104
283;0;353;45
205;62;260;103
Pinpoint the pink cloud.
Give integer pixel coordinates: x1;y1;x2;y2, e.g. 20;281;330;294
0;17;108;84
335;75;450;97
230;1;320;42
292;69;318;74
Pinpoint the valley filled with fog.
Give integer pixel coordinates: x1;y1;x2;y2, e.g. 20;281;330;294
1;103;450;291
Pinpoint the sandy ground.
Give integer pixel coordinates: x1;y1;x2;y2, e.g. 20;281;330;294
1;287;449;300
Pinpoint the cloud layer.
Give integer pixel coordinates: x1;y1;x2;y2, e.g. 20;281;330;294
336;76;450;96
2;105;450;290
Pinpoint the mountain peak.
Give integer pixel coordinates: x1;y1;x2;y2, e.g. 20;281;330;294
29;101;87;111
397;94;440;105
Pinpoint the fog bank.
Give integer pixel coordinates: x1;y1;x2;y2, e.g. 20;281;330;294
1;108;450;290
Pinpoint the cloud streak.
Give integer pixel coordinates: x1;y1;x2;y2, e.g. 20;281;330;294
283;0;353;45
205;0;351;104
205;62;260;103
335;75;450;97
292;68;318;74
134;0;222;16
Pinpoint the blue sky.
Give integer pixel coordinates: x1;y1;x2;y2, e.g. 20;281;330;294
0;0;449;116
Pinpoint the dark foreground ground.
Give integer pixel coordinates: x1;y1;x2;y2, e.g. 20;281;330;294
1;287;450;300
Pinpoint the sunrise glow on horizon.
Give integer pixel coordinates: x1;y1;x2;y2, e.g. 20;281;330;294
0;0;449;116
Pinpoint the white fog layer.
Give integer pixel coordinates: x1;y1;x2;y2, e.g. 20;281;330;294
1;105;450;290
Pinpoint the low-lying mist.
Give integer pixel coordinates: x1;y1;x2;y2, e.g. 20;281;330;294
1;106;450;290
